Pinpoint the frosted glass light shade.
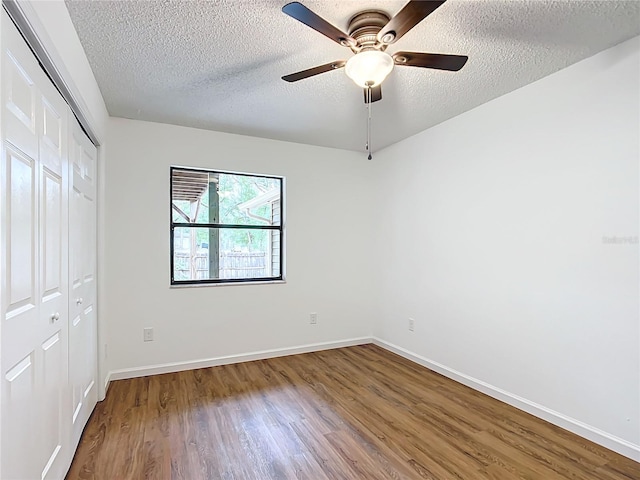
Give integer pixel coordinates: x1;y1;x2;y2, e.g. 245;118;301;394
345;51;394;88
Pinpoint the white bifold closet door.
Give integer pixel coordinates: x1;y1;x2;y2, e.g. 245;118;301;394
68;108;97;449
0;10;98;480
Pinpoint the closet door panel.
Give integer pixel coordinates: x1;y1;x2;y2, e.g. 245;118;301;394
68;118;97;448
37;75;70;480
43;170;62;295
2;11;72;480
6;147;36;323
2;353;39;480
3;48;37;160
2;145;39;418
1;15;42;479
40;331;64;480
41;97;63;173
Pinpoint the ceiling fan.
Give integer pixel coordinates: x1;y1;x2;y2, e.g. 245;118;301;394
281;0;468;104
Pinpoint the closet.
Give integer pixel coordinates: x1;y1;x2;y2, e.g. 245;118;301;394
0;10;98;479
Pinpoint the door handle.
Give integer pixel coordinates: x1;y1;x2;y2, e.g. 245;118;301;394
51;312;60;323
76;298;83;305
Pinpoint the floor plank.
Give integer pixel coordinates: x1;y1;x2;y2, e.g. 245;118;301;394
66;345;639;479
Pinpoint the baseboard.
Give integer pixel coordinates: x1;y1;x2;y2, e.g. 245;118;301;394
107;337;372;383
372;337;640;462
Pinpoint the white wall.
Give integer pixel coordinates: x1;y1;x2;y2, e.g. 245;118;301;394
372;36;640;458
105;119;375;373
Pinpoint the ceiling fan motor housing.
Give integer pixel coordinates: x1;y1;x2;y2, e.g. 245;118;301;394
347;10;391;51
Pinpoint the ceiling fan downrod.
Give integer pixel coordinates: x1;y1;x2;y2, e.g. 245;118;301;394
366;83;373;160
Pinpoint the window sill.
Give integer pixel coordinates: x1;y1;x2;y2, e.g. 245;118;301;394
170;279;287;288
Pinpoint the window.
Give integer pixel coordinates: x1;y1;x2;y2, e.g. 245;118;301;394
170;167;283;285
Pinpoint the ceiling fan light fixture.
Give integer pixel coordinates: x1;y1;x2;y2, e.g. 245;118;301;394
345;50;394;88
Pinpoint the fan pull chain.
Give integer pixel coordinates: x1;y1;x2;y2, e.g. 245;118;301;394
366;84;373;160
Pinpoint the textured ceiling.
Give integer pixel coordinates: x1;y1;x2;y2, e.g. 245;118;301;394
65;0;640;153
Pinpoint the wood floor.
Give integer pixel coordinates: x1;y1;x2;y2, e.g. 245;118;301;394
66;344;639;480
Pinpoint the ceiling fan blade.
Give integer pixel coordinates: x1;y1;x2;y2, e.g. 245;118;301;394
364;85;382;104
377;1;446;45
282;60;346;82
282;2;356;47
393;52;468;71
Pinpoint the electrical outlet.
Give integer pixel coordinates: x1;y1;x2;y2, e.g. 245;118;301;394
143;327;154;342
408;318;415;332
310;312;318;325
